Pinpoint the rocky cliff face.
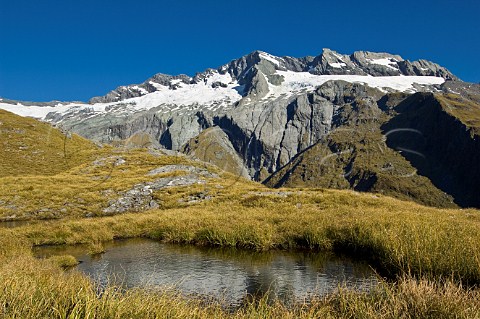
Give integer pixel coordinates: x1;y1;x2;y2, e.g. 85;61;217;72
382;91;480;207
213;81;382;180
262;88;456;208
181;126;250;179
264;82;480;208
87;49;458;105
2;49;476;207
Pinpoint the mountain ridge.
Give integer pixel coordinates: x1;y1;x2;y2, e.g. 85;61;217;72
1;49;479;208
87;48;457;104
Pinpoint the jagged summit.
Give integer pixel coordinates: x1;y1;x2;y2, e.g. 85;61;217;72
1;49;455;121
0;48;462;155
86;49;457;104
1;49;479;208
220;48;456;80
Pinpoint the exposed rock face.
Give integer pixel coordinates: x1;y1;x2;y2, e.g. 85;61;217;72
382;92;480;208
4;49;476;208
215;81;386;180
87;49;458;105
47;106;213;152
263;90;458;208
89;74;192;103
146;164;219;179
160;114;204;150
244;68;270;100
47;106;168;143
181;126;250;179
103;164;218;215
264;85;480;208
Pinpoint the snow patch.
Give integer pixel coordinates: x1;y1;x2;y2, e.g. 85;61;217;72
170;79;183;85
0;102;93;119
149;81;166;90
368;58;399;70
1;69;445;122
0;71;244;120
330;62;347;69
259;51;282;66
266;71;445;98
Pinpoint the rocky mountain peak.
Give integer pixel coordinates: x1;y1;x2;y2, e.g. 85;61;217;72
87;49;458;104
89;73;193;104
1;48;478;209
302;49;458;80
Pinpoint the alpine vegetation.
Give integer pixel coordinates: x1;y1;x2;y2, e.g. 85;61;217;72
1;49;480;318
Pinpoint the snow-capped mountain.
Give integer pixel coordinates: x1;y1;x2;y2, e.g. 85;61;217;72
0;47;461;166
0;49;454;121
2;48;480;208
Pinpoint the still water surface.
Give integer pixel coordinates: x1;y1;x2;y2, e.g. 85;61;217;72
35;238;378;306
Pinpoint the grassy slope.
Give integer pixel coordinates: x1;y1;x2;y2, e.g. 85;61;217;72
0;109;97;177
265;123;456;208
181;126;248;177
381;92;480;208
2;191;480;318
1;109;480;317
0;109;242;220
0;147;217;220
266;91;480;209
436;93;480;135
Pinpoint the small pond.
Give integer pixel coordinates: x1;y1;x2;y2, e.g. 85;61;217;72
35;238;379;306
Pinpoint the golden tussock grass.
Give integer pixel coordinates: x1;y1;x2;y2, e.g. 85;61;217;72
2;187;480;317
4;188;480;283
1;110;480;317
1;254;479;318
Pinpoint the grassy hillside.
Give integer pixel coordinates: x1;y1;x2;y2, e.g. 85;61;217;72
1;108;480;317
265;115;456;208
2;185;480;318
436;93;480;135
0;109;251;221
0;109;97;177
181;126;250;178
382;93;480;208
0;148;222;220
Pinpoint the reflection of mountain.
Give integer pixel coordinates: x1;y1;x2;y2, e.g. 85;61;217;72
35;239;377;305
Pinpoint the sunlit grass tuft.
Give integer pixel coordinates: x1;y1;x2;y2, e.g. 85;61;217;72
48;254;79;269
1;254;479;318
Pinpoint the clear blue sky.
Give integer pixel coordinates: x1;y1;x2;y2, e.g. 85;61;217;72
0;0;478;102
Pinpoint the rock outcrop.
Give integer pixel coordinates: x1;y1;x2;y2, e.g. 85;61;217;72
382;92;480;207
3;49;477;208
87;49;458;105
181;126;250;179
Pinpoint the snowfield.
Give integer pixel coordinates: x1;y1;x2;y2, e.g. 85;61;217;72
0;69;445;121
267;71;444;97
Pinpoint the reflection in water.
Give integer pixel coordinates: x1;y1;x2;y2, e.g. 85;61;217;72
35;239;378;306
